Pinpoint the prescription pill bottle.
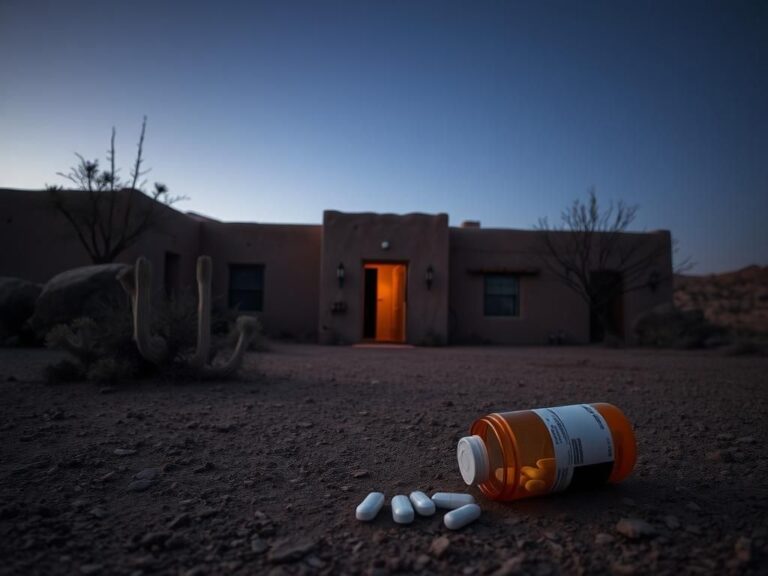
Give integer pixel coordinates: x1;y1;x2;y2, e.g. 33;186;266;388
457;403;636;501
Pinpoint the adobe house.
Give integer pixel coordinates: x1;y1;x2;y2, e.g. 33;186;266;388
0;188;673;345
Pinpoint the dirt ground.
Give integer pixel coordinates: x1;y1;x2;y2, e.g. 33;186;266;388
0;344;766;576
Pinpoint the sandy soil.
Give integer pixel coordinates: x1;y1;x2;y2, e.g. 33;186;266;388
0;344;766;575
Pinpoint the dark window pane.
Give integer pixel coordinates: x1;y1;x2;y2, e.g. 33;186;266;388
484;275;519;316
229;265;264;311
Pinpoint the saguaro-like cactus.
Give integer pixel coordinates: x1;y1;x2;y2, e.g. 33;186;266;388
118;255;259;378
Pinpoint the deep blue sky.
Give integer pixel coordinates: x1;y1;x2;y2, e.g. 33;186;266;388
1;0;766;273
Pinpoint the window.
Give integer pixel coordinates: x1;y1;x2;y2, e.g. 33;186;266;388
484;274;520;316
229;265;264;311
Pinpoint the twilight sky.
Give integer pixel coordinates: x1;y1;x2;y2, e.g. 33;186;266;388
1;0;766;274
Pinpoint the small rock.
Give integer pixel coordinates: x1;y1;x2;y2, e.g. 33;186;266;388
352;470;370;479
616;518;657;539
97;471;116;483
88;507;107;519
735;536;752;564
193;462;215;473
492;554;526;576
429;536;450;558
168;513;190;529
80;565;103;575
127;479;154;492
251;537;268;554
140;531;170;548
663;515;680;530
134;468;160;481
113;448;136;456
183;567;207;576
165;534;188;549
268;537;315;563
297;421;313;428
595;532;615;545
414;554;431;570
610;562;638;575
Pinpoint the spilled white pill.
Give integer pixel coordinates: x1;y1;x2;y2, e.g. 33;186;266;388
444;503;481;530
391;495;415;524
355;492;385;521
409;491;436;516
431;492;476;509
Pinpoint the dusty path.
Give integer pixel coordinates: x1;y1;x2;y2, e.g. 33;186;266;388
0;344;766;575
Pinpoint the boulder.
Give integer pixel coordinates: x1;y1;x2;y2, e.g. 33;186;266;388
28;264;131;337
0;277;42;343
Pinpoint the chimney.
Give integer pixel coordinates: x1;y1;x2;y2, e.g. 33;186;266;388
461;220;481;229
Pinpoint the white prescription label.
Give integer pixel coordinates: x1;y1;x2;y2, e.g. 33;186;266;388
532;404;614;492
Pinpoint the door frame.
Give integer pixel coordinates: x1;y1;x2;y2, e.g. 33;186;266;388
360;260;409;343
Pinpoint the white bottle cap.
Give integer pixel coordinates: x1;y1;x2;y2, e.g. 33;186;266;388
457;435;490;486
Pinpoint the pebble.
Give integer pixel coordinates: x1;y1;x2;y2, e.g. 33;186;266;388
134;468;160;481
352;469;370;479
113;448;136;456
429;535;451;558
595;532;615;545
127;479;154;492
616;518;657;539
168;513;190;529
267;537;315;564
80;565;103;575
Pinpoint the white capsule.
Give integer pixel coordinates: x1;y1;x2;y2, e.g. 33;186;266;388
355;492;385;522
431;492;476;509
444;503;481;530
409;491;436;516
391;495;415;524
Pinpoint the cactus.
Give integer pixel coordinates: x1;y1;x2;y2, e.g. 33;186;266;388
119;255;259;378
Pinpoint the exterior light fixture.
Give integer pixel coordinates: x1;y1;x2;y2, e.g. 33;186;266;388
381;240;390;250
337;262;345;289
426;265;434;291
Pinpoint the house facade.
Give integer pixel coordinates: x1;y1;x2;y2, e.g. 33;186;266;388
0;188;673;345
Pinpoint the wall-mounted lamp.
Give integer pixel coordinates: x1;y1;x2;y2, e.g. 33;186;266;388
426;265;434;291
336;262;345;289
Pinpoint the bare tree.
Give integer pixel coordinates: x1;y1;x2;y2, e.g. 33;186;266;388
46;117;186;264
534;190;684;341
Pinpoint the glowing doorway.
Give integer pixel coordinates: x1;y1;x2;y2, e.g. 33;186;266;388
362;263;407;343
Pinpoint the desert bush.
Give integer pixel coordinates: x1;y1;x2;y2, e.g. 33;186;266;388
633;303;725;349
43;290;262;383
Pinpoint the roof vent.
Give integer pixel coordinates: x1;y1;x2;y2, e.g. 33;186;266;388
461;220;481;228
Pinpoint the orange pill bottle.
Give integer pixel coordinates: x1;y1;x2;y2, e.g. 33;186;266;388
457;403;636;501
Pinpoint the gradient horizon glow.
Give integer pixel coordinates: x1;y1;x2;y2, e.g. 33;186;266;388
1;0;766;274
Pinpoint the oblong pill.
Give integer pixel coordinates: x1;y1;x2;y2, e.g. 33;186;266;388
536;458;556;472
391;495;414;524
409;491;436;516
355;492;385;521
431;492;476;509
525;479;547;493
521;465;546;480
444;503;481;530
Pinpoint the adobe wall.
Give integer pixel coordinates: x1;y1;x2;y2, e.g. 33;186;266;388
319;210;450;345
449;227;673;344
449;228;589;344
0;188;200;295
200;221;322;340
